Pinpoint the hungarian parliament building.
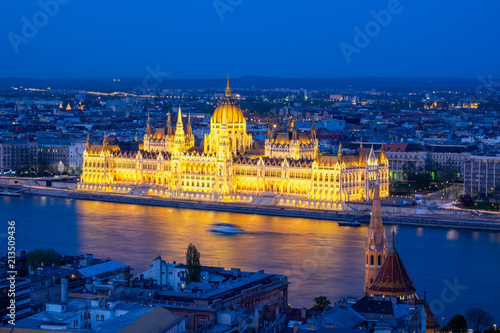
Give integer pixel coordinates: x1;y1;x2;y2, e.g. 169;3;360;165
78;79;389;210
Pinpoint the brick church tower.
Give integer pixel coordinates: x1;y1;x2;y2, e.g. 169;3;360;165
364;181;387;293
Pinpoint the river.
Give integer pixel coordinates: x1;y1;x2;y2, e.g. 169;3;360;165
1;194;500;324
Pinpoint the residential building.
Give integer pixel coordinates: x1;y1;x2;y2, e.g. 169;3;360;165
0;139;38;173
464;155;500;197
38;139;71;168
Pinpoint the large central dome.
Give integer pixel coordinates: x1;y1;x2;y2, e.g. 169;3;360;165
211;78;245;124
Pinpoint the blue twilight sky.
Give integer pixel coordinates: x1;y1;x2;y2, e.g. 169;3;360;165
0;0;499;79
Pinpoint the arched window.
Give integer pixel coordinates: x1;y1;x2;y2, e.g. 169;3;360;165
101;315;105;321
366;255;368;265
378;255;382;266
96;314;100;321
370;255;374;266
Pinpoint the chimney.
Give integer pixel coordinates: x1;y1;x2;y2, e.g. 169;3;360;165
231;268;241;277
61;278;68;304
301;307;306;319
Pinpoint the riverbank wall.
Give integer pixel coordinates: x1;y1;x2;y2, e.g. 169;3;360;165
12;185;500;231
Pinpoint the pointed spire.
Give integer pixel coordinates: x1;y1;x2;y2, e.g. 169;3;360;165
380;142;387;163
167;112;173;136
225;74;232;99
102;133;108;151
177;105;182;125
174;104;185;137
134;132;138;141
85;133;91;151
360;139;363;148
310;117;316;140
146;112;152;136
292;119;298;141
187;113;193;136
267;119;273;141
366;181;385;252
338;142;342;157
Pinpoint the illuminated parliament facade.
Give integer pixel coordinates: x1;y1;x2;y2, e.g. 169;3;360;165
79;79;389;210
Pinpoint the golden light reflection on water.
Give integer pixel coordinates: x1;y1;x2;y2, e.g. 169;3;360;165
417;228;423;237
74;200;368;305
3;195;500;313
446;229;459;241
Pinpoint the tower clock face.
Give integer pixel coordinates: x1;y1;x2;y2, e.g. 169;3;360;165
370;245;375;250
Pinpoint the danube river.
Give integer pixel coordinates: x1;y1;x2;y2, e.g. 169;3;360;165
2;194;500;323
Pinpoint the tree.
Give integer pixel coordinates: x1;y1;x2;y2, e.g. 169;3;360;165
446;314;468;333
417;172;433;189
402;161;418;183
185;243;201;285
26;248;62;269
459;195;474;207
311;296;331;311
466;308;495;333
483;327;498;333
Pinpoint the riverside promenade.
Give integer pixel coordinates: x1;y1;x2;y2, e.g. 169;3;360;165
6;182;499;231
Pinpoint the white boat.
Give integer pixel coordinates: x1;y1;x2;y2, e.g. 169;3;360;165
210;223;244;234
339;219;361;227
0;191;21;197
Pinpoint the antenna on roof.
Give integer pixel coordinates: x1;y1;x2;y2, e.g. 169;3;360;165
392;227;396;248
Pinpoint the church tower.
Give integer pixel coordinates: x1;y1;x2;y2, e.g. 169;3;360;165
185;113;195;150
368;230;417;302
85;133;91;152
265;118;274;157
172;105;186;156
364;181;387;294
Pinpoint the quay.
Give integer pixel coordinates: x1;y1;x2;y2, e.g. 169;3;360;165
3;181;499;231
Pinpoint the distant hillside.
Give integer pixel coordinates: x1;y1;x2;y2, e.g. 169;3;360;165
0;76;481;93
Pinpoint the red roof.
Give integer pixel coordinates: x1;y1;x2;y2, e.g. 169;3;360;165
384;143;408;152
368;244;416;296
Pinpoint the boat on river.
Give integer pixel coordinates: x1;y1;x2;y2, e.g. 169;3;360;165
339;219;361;227
209;223;244;234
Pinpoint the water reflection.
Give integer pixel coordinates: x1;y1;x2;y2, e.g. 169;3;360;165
74;199;368;302
2;195;500;320
446;229;459;241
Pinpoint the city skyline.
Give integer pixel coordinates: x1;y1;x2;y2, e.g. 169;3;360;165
1;1;500;331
